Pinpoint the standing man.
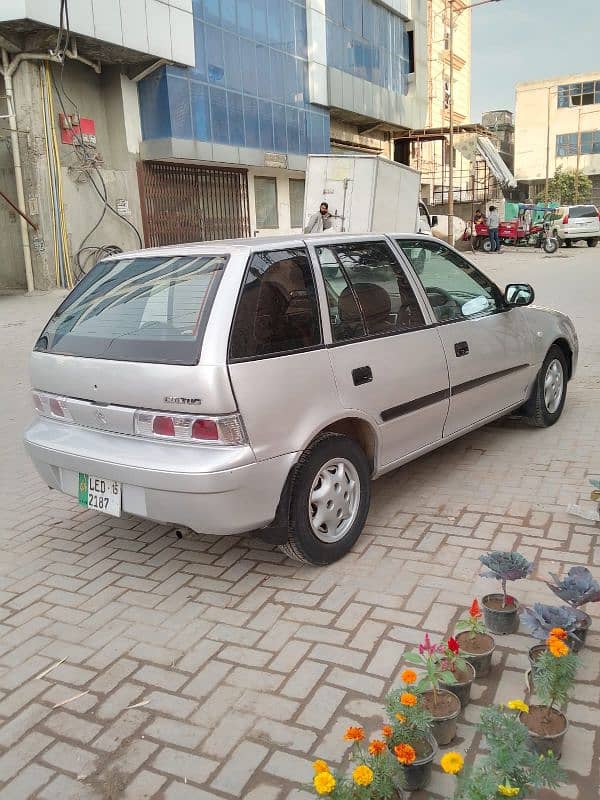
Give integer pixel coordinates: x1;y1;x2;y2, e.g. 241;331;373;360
487;205;500;253
304;202;333;234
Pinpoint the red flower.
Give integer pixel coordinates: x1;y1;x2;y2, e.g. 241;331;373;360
447;637;460;654
469;598;481;619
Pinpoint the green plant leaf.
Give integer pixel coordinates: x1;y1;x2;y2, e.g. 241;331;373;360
441;670;457;683
403;652;424;665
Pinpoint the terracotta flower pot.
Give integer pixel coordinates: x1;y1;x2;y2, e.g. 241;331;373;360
456;631;496;677
421;689;461;745
482;593;520;635
528;643;546;668
520;705;568;759
440;661;476;708
393;735;437;792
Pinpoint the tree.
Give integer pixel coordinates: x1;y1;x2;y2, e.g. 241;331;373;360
537;166;592;205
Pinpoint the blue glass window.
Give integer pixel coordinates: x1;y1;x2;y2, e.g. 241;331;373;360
259;100;274;150
244;95;260;148
139;70;171;140
191;82;210;140
281;0;295;53
221;0;236;30
207;28;225;84
240;39;257;96
256;44;271;99
210;86;229;143
298;109;307;153
273;103;287;152
223;33;242;91
253;0;268;43
193;22;207;80
228;92;245;146
268;0;282;47
286;106;299;153
204;0;219;26
294;5;307;58
270;50;285;104
238;0;252;37
169;78;192;138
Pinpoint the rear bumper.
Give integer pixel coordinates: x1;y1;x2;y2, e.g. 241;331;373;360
562;230;600;239
24;418;297;535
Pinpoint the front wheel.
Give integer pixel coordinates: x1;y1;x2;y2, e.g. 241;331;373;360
482;238;493;253
280;433;371;564
543;236;558;254
588;238;598;248
522;346;568;428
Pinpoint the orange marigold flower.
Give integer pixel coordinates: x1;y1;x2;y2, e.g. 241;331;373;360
549;627;567;641
313;759;329;774
400;692;418;707
401;668;417;685
381;725;393;739
369;739;387;756
344;726;365;742
395;712;406;723
394;743;417;765
547;635;569;657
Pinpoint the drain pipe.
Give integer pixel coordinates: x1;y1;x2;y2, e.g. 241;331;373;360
1;49;61;293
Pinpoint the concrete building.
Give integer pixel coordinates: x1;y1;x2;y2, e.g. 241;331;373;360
481;109;514;174
1;0;430;292
515;72;600;205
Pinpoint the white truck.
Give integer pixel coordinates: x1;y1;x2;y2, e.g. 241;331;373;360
303;153;432;235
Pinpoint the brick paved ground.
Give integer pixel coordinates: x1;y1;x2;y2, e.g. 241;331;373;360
1;245;599;800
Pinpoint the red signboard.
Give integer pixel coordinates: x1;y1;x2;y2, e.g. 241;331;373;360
59;113;97;146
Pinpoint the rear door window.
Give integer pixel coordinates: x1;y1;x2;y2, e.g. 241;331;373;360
229;248;322;360
35;254;227;365
315;240;425;343
569;205;598;218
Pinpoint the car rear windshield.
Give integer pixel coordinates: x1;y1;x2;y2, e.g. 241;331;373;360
35;254;227;365
569;205;598;218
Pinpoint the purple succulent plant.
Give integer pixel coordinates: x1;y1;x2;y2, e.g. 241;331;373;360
546;567;600;608
480;551;534;606
521;603;581;642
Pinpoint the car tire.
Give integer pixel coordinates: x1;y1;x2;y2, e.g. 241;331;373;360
482;239;493;253
522;345;568;428
588;238;598;248
279;433;371;565
565;239;573;248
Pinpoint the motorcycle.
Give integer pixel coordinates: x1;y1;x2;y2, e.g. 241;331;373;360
534;218;558;254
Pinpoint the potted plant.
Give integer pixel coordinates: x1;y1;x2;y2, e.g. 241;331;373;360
439;636;476;708
455;598;496;677
546;565;600;647
384;670;437;792
404;635;461;745
440;705;564;799
521;603;581;664
520;627;578;759
309;726;401;798
479;551;533;634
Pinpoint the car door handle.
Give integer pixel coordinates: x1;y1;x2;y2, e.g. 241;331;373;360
454;341;470;357
352;366;373;386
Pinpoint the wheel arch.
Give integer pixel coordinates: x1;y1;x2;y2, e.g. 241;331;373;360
552;337;573;380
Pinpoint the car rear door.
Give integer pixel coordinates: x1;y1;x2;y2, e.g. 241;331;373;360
311;237;450;469
395;238;536;437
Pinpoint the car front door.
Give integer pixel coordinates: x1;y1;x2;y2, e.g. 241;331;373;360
395;238;535;437
312;237;450;469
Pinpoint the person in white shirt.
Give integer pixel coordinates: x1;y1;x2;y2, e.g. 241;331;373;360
486;205;500;252
304;202;333;234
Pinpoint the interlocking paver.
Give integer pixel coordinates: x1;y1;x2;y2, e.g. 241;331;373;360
1;251;599;798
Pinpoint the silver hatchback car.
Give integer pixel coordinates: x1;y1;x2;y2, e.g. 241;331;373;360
25;234;578;565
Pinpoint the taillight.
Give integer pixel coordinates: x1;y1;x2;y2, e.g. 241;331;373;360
134;411;246;446
32;391;72;421
562;214;569;224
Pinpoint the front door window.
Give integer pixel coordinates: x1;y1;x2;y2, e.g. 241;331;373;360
397;240;503;323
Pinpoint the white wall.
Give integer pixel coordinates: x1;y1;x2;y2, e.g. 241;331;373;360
0;0;195;66
247;168;306;237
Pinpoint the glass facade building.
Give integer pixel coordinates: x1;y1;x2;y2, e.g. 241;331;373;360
139;0;330;155
325;0;410;94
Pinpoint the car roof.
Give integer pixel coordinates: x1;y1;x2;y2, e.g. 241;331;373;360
107;232;434;261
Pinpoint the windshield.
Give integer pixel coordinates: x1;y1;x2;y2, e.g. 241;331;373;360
569;206;598;218
35;254;227;365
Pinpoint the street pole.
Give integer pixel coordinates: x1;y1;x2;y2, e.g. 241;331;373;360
447;0;454;245
575;106;581;203
544;87;551;203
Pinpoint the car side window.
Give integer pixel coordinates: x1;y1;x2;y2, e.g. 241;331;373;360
229;248;322;360
315;241;425;343
397;239;503;323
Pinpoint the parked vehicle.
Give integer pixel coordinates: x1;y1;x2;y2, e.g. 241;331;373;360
25;234;578;565
303;154;432;235
546;204;600;247
534;218;559;254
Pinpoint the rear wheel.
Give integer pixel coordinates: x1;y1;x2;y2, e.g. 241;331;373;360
522;346;568;428
588;238;598;248
280;433;371;564
482;239;493;253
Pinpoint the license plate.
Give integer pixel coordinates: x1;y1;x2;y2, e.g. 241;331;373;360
78;473;122;517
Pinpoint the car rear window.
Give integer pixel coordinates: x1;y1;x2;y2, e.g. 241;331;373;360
34;254;227;365
569;205;598;218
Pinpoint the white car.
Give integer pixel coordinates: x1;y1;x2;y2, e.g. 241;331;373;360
25;234;578;565
548;204;600;247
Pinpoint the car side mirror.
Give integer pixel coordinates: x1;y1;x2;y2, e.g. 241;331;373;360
431;215;438;226
505;283;534;307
